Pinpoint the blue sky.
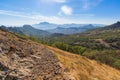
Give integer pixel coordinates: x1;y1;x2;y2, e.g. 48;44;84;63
0;0;120;26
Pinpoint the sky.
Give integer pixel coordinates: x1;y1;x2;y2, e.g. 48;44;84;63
0;0;120;26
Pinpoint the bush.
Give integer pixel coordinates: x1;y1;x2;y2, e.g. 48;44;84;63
113;60;120;69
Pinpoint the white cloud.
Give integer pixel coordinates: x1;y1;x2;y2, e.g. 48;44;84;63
59;5;73;15
0;10;57;21
81;0;103;10
0;9;74;25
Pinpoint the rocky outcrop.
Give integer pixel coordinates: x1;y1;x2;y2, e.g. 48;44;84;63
0;30;74;80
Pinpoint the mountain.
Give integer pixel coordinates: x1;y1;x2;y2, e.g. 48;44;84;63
101;21;120;30
0;25;50;39
47;24;102;34
33;22;58;30
0;29;120;80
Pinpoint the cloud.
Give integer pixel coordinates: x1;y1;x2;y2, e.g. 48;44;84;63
0;9;75;24
81;0;103;10
0;10;57;20
59;5;73;15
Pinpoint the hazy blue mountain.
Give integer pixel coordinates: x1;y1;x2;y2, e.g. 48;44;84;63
0;22;104;39
0;25;50;39
33;22;104;31
33;22;58;30
47;24;104;34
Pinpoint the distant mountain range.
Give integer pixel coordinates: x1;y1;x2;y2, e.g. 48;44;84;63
33;22;58;30
33;22;104;30
0;25;50;39
33;22;104;34
47;24;103;34
0;22;104;38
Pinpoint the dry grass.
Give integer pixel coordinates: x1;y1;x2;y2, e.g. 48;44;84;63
47;46;120;80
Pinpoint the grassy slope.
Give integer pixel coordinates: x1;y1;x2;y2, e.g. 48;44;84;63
48;46;120;80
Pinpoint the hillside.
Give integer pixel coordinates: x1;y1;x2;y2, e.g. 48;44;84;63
0;30;73;80
43;21;120;70
0;26;120;80
48;46;120;80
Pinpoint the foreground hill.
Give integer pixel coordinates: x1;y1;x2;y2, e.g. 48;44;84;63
0;29;120;80
0;30;72;80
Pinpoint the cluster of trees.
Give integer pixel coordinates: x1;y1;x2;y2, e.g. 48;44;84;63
51;42;86;55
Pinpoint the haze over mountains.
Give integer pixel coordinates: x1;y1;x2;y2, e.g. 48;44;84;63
47;24;103;34
33;22;104;30
0;22;104;38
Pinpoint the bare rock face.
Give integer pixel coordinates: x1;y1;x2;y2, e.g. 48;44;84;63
0;30;74;80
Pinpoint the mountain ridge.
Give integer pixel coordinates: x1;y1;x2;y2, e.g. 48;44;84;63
47;24;103;34
33;22;104;32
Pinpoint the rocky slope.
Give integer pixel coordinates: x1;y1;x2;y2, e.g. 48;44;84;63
0;30;73;80
0;29;120;80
